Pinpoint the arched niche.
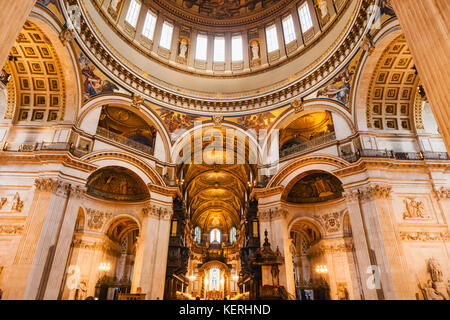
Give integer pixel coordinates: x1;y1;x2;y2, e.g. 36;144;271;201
283;171;344;204
77;95;171;162
86;166;150;202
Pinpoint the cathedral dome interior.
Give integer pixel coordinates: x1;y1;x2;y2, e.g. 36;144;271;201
0;0;449;303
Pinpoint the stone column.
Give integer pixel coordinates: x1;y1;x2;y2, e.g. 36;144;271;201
357;184;416;300
6;178;73;300
42;186;85;300
131;187;174;300
344;189;379;300
0;0;35;68
390;0;450;151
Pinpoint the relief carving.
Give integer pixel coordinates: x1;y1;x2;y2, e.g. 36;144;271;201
402;198;430;219
86;209;112;230
142;205;173;220
314;210;346;233
400;231;448;242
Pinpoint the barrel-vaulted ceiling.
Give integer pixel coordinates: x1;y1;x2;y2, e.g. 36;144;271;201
183;163;251;234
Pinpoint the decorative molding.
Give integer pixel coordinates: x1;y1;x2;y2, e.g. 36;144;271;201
400;231;449;242
308;240;354;258
0;225;24;235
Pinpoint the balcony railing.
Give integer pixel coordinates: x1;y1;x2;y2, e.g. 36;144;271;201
96;127;154;155
341;150;450;163
2;142;88;158
280;132;336;158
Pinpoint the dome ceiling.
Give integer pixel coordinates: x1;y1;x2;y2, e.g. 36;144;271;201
70;0;373;115
149;0;294;26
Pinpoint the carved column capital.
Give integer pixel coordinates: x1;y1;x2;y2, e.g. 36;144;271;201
433;187;450;200
258;206;288;222
142;204;173;221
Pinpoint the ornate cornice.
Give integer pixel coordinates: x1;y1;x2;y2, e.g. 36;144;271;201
344;183;392;203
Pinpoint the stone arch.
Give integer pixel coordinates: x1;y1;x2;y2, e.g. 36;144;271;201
288;216;326;242
2;6;82;124
86;166;151;202
83;151;165;186
104;214;141;240
170;121;263;165
266;154;348;189
76;94;172;162
353;21;422;134
281;170;344;204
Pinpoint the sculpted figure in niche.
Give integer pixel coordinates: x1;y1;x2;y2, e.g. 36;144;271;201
316;0;329;18
110;0;122;11
251;41;260;60
179;40;188;59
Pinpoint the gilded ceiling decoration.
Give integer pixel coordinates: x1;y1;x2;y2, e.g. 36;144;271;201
72;0;373;116
183;163;253;233
366;35;419;131
286;172;343;203
98;106;156;149
153;0;288;22
279;111;334;149
6;20;66;122
87;166;150;201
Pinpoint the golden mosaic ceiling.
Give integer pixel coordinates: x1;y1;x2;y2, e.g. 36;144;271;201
184;163;251;233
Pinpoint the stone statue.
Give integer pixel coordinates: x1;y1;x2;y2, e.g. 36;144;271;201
251;42;260;60
110;0;122;11
425;280;445;300
271;265;280;287
179;41;188;59
428;258;444;283
317;0;329;18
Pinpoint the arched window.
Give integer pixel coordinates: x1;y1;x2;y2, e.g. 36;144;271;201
210;228;221;243
194;226;201;244
230;227;237;244
209;267;220;291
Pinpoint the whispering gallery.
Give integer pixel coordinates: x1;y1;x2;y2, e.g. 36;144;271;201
0;0;448;301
